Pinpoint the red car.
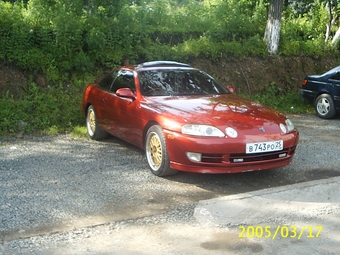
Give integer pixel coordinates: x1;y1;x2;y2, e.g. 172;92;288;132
82;61;299;176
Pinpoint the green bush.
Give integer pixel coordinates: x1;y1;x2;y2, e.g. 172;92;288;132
0;92;31;133
0;83;84;135
247;83;313;114
0;0;339;79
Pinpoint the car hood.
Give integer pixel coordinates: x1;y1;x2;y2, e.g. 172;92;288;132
143;94;286;131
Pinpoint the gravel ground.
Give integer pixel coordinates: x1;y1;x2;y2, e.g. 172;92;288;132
1;113;340;254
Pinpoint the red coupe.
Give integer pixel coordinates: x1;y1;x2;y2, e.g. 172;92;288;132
82;61;299;176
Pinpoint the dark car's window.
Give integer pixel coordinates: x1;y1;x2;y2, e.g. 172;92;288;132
98;70;118;91
330;72;340;81
138;69;230;96
110;70;135;93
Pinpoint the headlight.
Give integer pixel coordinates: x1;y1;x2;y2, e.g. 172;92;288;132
279;123;287;134
285;119;295;132
280;119;295;133
225;127;238;138
181;124;225;137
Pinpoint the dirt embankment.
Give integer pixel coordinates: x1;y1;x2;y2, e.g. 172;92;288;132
1;56;339;97
192;56;339;94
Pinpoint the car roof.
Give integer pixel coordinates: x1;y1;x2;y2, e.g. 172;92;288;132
323;65;340;76
130;61;192;72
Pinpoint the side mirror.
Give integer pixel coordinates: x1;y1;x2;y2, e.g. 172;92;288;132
227;85;235;93
116;88;136;99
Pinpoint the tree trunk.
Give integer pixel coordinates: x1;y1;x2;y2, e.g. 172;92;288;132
325;0;340;45
325;0;333;42
331;26;340;45
264;0;283;54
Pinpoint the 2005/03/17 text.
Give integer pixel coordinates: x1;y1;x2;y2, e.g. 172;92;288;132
239;225;323;240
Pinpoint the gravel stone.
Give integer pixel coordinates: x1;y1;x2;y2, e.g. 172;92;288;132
1;113;340;254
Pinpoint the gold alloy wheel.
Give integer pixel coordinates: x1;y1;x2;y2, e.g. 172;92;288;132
148;133;162;169
146;125;176;176
88;109;96;134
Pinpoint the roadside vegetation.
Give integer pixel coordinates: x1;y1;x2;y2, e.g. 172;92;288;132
0;0;334;136
242;83;314;114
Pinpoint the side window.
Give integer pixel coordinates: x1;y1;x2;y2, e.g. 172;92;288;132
110;70;135;93
330;72;340;81
98;71;118;90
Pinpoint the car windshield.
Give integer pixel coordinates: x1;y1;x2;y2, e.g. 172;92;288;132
138;69;231;96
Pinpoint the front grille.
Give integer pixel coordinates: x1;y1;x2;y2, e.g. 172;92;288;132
200;146;296;164
230;148;293;163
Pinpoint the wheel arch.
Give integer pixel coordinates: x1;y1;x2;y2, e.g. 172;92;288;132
83;102;92;117
142;120;160;149
313;91;333;105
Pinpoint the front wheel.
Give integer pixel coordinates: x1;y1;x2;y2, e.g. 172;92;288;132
315;94;336;119
145;125;178;176
86;105;108;140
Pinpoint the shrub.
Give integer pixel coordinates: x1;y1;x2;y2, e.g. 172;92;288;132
248;83;313;114
0;83;84;135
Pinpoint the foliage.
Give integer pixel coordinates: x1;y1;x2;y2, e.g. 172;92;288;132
280;1;330;55
0;0;335;135
70;126;87;138
245;83;314;114
1;0;338;78
0;83;84;135
287;0;316;15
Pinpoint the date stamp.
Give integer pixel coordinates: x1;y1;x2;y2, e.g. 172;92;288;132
239;225;323;240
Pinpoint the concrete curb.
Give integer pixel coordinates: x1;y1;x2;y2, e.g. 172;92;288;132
195;176;340;226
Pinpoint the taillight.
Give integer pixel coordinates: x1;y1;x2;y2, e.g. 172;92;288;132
302;79;308;86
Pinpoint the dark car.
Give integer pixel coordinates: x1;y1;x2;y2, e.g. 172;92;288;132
82;61;299;176
300;65;340;119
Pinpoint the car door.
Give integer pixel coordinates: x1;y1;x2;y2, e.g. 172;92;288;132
104;70;143;145
92;70;118;131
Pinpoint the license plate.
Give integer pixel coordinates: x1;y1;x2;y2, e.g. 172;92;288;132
246;140;283;154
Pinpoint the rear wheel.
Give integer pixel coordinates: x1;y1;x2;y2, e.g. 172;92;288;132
315;94;336;119
145;125;178;176
86;105;107;140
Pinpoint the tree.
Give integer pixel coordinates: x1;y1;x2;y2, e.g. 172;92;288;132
323;0;340;46
287;0;314;15
264;0;283;54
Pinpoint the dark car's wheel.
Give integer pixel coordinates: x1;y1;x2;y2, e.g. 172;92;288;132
315;94;336;119
86;105;107;140
145;125;178;176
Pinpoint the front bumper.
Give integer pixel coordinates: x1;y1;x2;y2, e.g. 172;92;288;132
164;129;299;174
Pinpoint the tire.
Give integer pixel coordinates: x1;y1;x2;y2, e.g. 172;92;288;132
86;105;108;140
145;125;178;176
314;94;336;119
